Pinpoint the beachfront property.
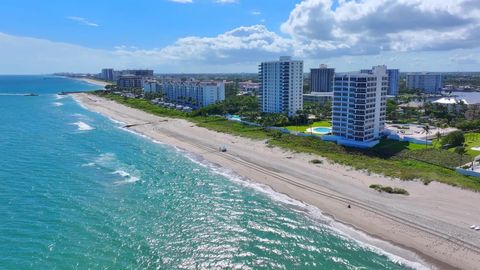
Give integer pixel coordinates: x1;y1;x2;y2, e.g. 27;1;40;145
259;56;303;117
361;67;400;96
303;91;333;106
310;64;335;92
117;74;143;89
406;72;443;93
115;69;155;90
101;68;114;82
324;65;388;148
155;80;225;108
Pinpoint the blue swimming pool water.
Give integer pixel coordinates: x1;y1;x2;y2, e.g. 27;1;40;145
313;127;332;133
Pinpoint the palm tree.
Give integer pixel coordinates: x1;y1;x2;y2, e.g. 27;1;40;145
422;124;431;148
435;131;442;148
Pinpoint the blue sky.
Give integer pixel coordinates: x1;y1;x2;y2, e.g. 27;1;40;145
0;0;479;73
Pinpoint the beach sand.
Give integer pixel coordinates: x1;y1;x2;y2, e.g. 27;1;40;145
73;93;480;270
75;77;109;88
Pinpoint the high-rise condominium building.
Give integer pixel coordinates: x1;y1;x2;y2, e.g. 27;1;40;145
101;68;114;81
361;67;399;96
310;64;335;92
259;56;303;117
326;65;388;148
406;73;443;93
386;69;400;96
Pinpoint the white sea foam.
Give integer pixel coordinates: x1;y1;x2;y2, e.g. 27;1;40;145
113;176;140;185
55;94;65;100
111;170;131;177
81;162;95;167
111;170;140;185
52;102;63;107
95;153;116;164
72;121;94;131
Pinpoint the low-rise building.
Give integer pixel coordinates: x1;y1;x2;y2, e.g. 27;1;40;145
155;80;225;108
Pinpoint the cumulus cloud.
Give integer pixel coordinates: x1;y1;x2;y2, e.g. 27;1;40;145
281;0;480;56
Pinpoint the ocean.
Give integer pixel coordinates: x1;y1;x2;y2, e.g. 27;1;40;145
0;75;422;269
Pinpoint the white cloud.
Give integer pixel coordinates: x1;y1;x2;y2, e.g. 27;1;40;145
66;16;99;27
251;11;261;16
281;0;480;56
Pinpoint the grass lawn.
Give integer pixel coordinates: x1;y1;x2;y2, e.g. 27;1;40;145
465;133;480;157
284;121;331;132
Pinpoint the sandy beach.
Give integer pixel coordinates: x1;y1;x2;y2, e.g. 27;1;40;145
74;77;109;88
73;93;480;270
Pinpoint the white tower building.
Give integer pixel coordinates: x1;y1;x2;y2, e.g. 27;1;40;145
259;56;303;117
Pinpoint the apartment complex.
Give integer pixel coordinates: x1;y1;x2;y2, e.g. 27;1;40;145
386;69;400;96
117;74;143;89
259;56;303;117
406;73;443;93
310;64;335;92
115;69;155;90
361;67;400;96
152;81;225;108
326;65;388;148
101;68;114;82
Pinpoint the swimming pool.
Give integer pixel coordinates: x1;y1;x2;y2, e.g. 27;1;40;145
306;126;332;135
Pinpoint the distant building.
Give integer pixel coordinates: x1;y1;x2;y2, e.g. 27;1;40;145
406;73;443;93
325;65;388;148
117;74;143;89
361;67;399;96
259;56;303;117
303;92;333;106
123;69;154;78
239;80;260;94
310;64;335;92
101;68;114;81
143;80;161;93
158;80;225;108
386;69;400;96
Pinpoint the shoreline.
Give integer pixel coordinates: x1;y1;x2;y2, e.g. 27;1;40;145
72;93;480;270
69;77;109;88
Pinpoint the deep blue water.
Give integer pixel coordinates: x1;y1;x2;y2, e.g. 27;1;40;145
0;76;421;269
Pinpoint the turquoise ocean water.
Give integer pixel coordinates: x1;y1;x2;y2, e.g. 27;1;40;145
0;76;422;269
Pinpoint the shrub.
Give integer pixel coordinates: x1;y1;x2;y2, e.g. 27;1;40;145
310;159;323;164
369;184;409;195
441;131;465;148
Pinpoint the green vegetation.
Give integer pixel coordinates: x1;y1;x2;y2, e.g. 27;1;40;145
441;131;465;148
369;184;409;195
94;92;480;191
284;121;331;132
464;133;480;157
269;135;479;190
310;159;323;164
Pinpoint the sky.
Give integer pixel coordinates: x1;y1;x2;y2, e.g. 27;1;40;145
0;0;479;74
